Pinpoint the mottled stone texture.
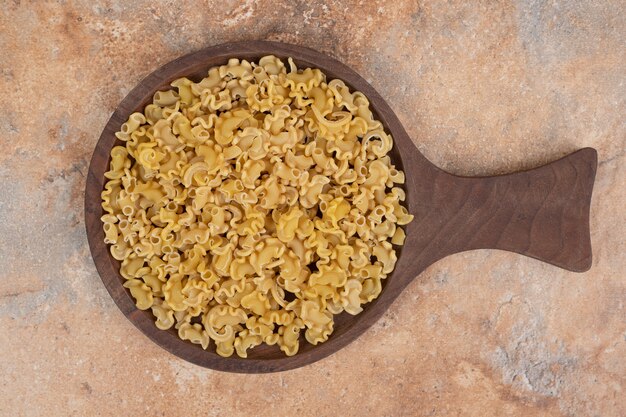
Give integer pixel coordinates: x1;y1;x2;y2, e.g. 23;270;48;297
0;1;624;416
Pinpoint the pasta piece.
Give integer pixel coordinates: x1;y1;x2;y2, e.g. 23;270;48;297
178;322;210;350
123;279;154;310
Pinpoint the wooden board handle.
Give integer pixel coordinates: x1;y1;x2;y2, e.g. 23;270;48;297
409;148;598;273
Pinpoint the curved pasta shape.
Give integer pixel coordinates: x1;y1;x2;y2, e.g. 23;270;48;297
178;322;210;350
163;274;186;312
309;263;348;287
206;305;248;328
124;279;154;310
234;330;263;358
151;299;175;330
341;279;363;315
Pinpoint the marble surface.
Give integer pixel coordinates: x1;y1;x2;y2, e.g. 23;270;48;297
1;1;624;416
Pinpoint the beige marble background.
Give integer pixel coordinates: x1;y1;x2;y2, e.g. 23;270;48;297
1;1;624;416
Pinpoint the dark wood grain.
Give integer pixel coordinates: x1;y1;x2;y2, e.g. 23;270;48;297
85;41;597;373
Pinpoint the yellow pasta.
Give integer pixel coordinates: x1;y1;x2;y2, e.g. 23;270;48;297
101;56;413;358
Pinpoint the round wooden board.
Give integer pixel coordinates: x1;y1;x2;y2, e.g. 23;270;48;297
85;41;597;373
